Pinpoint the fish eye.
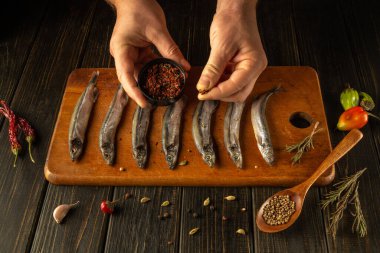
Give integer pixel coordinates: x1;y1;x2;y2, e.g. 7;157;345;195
167;155;173;161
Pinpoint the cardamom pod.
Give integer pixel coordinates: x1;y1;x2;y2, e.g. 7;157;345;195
140;197;151;203
203;197;210;206
161;200;170;207
224;196;236;201
189;227;200;235
236;228;246;235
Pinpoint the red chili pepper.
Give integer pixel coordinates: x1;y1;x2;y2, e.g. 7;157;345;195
337;106;368;131
17;117;35;163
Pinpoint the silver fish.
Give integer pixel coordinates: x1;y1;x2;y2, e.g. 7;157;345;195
99;84;128;165
192;100;219;167
251;87;281;166
224;102;245;168
132;106;152;168
69;71;99;161
162;96;187;169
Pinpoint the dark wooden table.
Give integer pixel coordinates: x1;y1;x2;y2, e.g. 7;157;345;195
1;0;379;252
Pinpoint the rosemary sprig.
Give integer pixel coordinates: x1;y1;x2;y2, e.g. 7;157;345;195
350;184;367;237
321;168;367;239
285;121;323;164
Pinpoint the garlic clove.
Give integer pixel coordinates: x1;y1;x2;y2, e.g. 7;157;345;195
53;201;80;224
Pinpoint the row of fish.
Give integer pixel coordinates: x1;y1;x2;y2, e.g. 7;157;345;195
69;71;280;169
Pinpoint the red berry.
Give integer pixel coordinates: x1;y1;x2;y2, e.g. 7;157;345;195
100;200;114;214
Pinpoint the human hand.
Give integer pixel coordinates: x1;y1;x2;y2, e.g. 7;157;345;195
197;0;267;102
108;0;190;107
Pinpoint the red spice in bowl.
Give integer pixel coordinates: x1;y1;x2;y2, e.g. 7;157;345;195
138;58;186;106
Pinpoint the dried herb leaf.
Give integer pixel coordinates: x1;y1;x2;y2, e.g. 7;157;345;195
224;196;236;201
161;200;170;207
203;197;210;206
178;160;188;166
189;227;200;235
236;229;246;235
140;197;151;204
350;184;367;237
285;121;323;165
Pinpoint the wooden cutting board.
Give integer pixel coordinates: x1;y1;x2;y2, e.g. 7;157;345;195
45;67;334;186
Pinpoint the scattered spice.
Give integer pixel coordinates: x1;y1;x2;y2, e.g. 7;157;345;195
236;229;246;235
167;241;173;245
142;63;184;100
192;212;199;218
222;216;229;221
189;227;200;235
161;200;170;207
203;197;210;206
187;149;192;153
262;195;296;226
241;207;247;212
321;168;367;238
140;197;151;204
53;201;80;223
178;160;188;166
100;193;132;214
285;121;323;164
209;205;215;212
163;212;170;218
224;196;236;201
119;167;126;172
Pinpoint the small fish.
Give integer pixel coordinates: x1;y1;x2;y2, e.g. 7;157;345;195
99;84;128;165
162;96;187;169
69;71;99;161
251;86;281;166
132;106;152;168
224;102;245;168
192;100;219;167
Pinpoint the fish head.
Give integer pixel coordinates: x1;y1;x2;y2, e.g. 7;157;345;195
134;147;147;168
101;143;114;165
203;152;216;167
165;150;178;170
70;138;83;161
258;142;275;166
231;152;243;169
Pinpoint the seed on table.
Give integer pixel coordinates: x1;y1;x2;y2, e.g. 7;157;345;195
161;200;170;207
222;216;229;221
209;205;215;212
203;197;210;206
189;227;200;235
163;212;170;218
192;212;199;218
140;197;151;203
236;228;246;235
224;196;236;201
167;241;173;245
241;207;247;212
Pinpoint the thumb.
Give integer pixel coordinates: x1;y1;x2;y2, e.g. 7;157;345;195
197;49;229;92
150;29;191;71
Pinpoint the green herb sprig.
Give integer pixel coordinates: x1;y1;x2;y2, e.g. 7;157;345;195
321;168;367;239
286;121;323;165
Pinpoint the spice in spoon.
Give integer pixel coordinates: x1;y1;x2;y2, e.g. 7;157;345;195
262;195;296;226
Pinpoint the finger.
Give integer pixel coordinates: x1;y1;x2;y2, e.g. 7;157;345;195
150;29;191;71
219;78;257;102
196;49;230;92
113;46;149;108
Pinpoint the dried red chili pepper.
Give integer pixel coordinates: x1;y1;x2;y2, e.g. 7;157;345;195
143;63;184;100
17;117;35;163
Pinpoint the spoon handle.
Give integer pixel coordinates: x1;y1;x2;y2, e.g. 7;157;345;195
297;129;363;193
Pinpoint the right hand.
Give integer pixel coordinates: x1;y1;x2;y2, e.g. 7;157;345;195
109;0;191;108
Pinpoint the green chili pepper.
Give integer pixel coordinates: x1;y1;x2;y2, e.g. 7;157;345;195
340;87;359;111
359;92;375;111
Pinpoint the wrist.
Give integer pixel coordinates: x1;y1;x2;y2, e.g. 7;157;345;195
216;0;257;13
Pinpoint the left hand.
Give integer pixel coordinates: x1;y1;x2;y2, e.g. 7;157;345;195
197;0;267;102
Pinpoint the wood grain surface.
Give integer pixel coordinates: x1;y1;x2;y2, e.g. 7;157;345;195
45;66;333;186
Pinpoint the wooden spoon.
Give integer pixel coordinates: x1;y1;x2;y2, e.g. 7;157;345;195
256;129;363;233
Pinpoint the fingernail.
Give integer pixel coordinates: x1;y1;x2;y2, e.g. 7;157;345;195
197;77;210;91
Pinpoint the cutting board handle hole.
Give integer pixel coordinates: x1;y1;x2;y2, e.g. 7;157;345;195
289;112;313;128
